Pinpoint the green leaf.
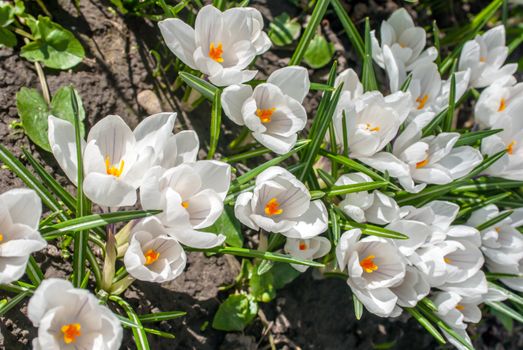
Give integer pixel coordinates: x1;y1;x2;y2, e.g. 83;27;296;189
40;210;161;239
268;13;301;46
353;294;363;320
452;177;523;193
330;0;364;58
20;16;85;69
179;71;219;101
338;218;408;240
0;2;16;27
110;296;150;350
207;90;222;159
138;311;187;323
486;301;523;324
0;291;30;317
443;73;456;131
212;294;258;331
250;265;276;302
405;308;446;345
288;0;330;65
491;308;514;333
204;206;243;247
303;34;335;69
17;86;85;152
362;17;377;91
454;129;503;147
270;262;300;289
475;210;513;231
0;27;17;48
325;181;388;197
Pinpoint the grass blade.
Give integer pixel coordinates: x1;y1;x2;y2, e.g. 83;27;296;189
330;0;364;58
475;210;513;231
337;218;408;240
325;181;388;197
289;0;330;65
406;308;446;345
454;129;503;147
179;72;219;101
207;90;222;159
362;17;378;91
139;311;187;323
486;301;523;324
353;294;364;320
110;296;150;350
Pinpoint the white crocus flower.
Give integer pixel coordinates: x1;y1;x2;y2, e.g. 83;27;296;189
458;25;517;88
133;113;199;168
371;9;437;72
386;219;431;257
335;91;412;158
486;259;523;292
332;68;364;132
390;265;430;313
159;5;271;86
360;112;482;192
124;217;186;283
0;189;46;284
474;76;523;128
467;205;523;265
140;161;230;248
336;229;406;317
284;236;331;272
481;101;523;180
28;278;122;350
48;114;180;207
234;166;328;239
407;61;441;113
430;70;471;116
221;66;309;154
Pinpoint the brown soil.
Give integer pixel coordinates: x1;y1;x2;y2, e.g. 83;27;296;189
0;0;522;349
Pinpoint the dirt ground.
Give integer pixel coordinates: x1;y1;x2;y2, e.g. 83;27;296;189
1;0;522;349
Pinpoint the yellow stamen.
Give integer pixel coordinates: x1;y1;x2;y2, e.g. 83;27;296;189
495;227;501;233
416;94;429;110
144;249;160;265
444;257;452;264
365;123;380;132
498;98;506;112
256;108;276;123
105;156;125;177
416;158;429;168
264;198;283;216
360;255;378;273
61;323;81;344
299;242;307;251
209;42;224;63
0;233;3;242
507;140;516;155
181;201;189;209
479;56;487;63
455;304;465;311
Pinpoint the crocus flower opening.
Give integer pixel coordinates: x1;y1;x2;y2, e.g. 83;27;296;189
61;323;81;344
360;255;378;273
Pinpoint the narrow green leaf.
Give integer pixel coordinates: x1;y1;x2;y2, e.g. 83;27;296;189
362;17;378;91
421;107;448;138
289;0;330;66
353;294;364;320
179;72;219;101
406;308;446;345
310;82;335;91
207;90;222;159
330;0;364;58
0;291;30;317
40;210;161;239
486;301;523;324
110;296;150;350
138;311;187;323
454;129;503;147
475;210;513;231
488;282;523;306
26;256;44;286
443;73;456;132
326;181;388;197
338;219;408;240
328;204;340;246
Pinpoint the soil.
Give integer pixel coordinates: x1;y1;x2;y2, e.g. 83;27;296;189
0;0;522;349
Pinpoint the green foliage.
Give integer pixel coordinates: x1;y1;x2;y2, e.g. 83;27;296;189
250;264;276;302
204;206;244;247
20;16;85;69
212;294;258;331
16;86;85;152
303;34;335;69
268;13;301;46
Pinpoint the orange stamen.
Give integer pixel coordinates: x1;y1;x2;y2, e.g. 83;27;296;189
105;156;125;177
444;257;452;264
61;323;81;344
264;198;283;216
360;255;378;273
480;56;487;63
365;123;380;132
144;249;160;265
256;108;276;123
416;94;429;110
507;141;516;155
416;158;429;168
181;201;189;209
209;42;224;63
455;304;465;311
498;98;506;112
0;233;3;241
299;242;307;251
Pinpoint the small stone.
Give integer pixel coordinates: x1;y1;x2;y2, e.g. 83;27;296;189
137;90;162;115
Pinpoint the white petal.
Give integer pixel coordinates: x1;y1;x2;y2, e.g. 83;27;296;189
83;173;137;207
158;19;197;69
0;188;41;229
190;160;231;200
267;66;310;103
234;192;258;230
221;84;253;125
172;130;199;166
348;281;398;317
167;227;225;249
282;200;328;239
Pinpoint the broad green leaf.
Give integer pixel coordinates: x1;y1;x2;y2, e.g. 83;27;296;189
21;16;85;69
303;34;335;69
212;294;258;331
0;2;15;27
0;27;16;48
270;262;300;290
204;206;243;247
250;265;276;302
17;86;85;152
268;13;301;46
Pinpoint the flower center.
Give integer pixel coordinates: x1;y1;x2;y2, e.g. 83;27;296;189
416;94;429;110
209;42;224;63
444;257;452;264
498;98;506;112
0;233;3;242
360;255;378;273
105;156;125;177
479;56;486;63
181;201;189;209
455;304;465;311
265;198;283;216
256;108;276;123
298;241;307;251
144;249;160;265
363;123;380;132
61;323;81;344
507;140;516;155
495;227;501;233
416;158;429;168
